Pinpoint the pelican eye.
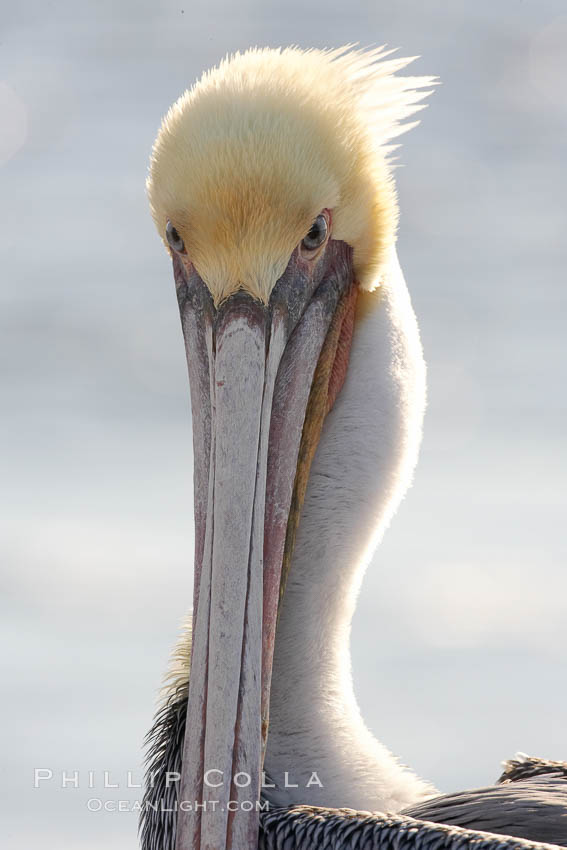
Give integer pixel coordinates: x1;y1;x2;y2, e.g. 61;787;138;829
165;220;185;253
301;214;328;253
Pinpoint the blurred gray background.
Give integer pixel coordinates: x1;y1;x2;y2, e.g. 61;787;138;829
1;1;566;847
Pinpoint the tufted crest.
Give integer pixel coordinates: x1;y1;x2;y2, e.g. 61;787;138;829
147;46;435;304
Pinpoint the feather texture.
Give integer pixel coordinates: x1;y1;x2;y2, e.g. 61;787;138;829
147;46;435;304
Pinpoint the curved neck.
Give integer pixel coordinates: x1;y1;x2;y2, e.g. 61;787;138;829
264;254;435;812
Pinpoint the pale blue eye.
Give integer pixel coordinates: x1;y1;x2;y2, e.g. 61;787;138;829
165;220;185;253
301;214;328;252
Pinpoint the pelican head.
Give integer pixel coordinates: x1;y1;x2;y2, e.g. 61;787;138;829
147;46;433;850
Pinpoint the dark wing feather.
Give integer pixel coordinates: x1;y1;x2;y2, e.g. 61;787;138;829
401;777;567;845
498;757;567;785
259;805;567;850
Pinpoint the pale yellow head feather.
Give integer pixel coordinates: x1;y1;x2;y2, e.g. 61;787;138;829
147;46;434;304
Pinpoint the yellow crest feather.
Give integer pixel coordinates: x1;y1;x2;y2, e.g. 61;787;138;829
147;46;435;304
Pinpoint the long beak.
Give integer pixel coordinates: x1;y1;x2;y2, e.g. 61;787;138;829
172;243;357;850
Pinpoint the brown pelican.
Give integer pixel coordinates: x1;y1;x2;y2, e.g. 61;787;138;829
140;46;567;850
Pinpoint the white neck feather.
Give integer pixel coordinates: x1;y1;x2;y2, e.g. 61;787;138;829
264;251;437;812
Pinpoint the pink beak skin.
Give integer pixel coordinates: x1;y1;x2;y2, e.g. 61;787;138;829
171;240;354;850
